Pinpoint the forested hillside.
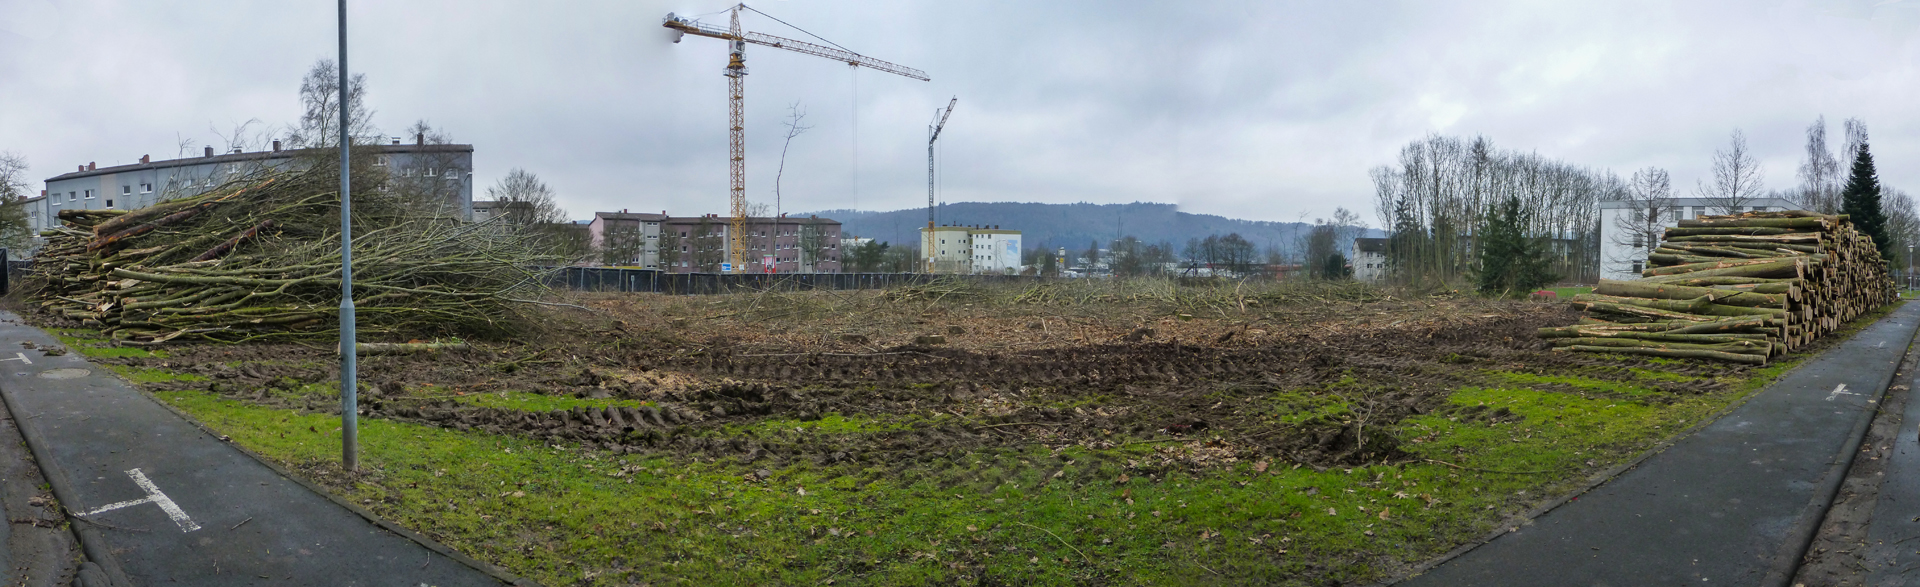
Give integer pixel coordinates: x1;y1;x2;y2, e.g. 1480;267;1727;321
812;202;1382;254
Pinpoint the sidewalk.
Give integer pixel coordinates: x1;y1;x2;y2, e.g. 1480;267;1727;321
1400;302;1920;586
0;312;521;586
0;375;79;587
1865;335;1920;584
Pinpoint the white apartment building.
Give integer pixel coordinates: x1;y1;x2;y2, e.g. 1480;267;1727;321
1598;197;1799;281
920;224;1022;274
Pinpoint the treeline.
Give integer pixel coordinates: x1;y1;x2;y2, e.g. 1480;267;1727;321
1371;135;1609;286
842;240;922;273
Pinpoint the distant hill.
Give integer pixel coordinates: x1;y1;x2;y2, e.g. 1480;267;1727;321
808;202;1383;254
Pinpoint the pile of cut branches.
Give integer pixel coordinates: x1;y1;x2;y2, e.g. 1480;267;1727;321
1542;211;1896;364
30;167;566;344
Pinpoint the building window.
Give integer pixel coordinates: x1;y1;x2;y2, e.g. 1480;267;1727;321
1671;209;1682;222
374;156;389;167
1631;235;1643;249
122;186;131;195
84;189;94;199
426;168;438;177
141;183;152;193
1631;261;1644;274
106;199;114;208
68;192;76;201
1692;206;1705;219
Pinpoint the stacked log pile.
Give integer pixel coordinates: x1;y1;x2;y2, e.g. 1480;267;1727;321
30;168;566;344
1541;211;1896;365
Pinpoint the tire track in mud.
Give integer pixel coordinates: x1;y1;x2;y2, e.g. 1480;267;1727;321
97;305;1745;482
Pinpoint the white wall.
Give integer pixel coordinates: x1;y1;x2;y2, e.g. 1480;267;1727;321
1598;197;1799;281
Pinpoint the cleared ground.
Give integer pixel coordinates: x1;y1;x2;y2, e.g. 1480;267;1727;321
16;279;1860;586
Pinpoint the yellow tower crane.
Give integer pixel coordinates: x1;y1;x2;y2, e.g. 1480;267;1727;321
664;5;929;273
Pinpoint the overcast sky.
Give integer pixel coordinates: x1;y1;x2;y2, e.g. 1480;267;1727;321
3;0;1918;225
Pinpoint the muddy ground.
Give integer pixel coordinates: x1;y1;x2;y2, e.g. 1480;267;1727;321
38;287;1751;480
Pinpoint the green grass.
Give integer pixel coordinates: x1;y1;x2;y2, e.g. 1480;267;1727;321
103;364;207;384
148;369;1779;585
48;329;168;359
1543;286;1593;298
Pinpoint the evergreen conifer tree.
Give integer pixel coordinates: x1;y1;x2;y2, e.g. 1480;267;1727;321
1477;196;1559;295
1840;140;1893;265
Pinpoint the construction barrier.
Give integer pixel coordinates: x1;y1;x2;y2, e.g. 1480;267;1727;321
548;267;1039;295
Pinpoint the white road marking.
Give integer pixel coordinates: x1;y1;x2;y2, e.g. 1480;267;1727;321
0;352;31;364
76;468;200;532
1827;384;1859;401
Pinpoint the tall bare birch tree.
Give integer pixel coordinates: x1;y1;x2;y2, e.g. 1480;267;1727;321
1697;129;1765;215
1606;167;1674;275
1796;116;1843;214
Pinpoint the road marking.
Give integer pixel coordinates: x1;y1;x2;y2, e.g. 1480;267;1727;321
1827;384;1859;401
77;468;201;532
0;352;31;364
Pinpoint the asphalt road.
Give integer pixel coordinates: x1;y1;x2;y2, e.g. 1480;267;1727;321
0;312;518;586
1401;302;1920;586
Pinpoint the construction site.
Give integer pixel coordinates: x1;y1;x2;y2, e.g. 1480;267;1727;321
7;3;1920;587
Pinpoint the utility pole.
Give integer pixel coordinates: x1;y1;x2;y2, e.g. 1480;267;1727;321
337;0;359;472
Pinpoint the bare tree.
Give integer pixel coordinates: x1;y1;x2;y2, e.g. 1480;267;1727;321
773;102;811;218
1697;129;1765;215
1796;116;1843;214
286;59;376;148
486;169;581;258
487;169;567;226
658;230;683;270
1843;118;1869;169
1330;206;1368;250
386;120;468;217
690;218;728;272
798;219;831;273
1607;166;1675;275
1883;187;1919;277
0;152;32;250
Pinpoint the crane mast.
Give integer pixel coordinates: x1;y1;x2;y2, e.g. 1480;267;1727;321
926;97;956;271
725;9;747;273
664;5;928;273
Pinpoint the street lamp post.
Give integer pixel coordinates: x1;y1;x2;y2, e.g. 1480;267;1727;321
337;0;359;472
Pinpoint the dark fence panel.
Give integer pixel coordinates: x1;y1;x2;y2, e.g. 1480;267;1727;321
545;267;1040;295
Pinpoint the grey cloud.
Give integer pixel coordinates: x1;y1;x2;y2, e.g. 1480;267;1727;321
3;0;1919;225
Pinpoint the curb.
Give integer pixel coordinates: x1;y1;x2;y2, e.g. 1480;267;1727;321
1759;331;1918;586
0;376;136;587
